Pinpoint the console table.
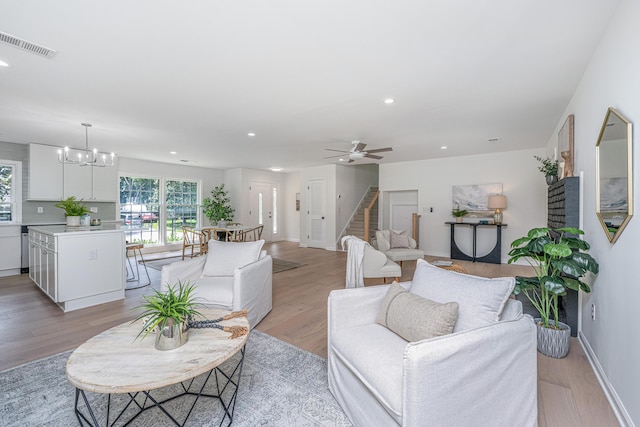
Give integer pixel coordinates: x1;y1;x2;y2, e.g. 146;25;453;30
445;222;507;264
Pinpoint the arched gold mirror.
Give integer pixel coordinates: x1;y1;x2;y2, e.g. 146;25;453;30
596;107;633;243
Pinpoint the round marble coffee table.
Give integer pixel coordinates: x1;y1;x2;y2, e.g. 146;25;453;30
66;307;249;426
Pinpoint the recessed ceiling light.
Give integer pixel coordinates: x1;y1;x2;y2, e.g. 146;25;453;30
169;151;177;155
0;60;8;67
440;146;447;150
338;158;345;162
270;167;282;172
248;132;256;137
384;98;394;104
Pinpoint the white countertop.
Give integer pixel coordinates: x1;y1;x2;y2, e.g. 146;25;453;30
29;224;126;235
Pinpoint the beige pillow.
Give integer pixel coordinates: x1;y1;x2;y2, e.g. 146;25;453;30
390;230;410;248
376;283;459;342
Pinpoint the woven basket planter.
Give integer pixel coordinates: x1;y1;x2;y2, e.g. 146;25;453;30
535;319;571;358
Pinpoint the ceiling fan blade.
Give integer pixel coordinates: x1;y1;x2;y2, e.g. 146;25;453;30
323;154;346;159
364;154;383;160
354;142;367;152
365;147;393;154
325;148;350;153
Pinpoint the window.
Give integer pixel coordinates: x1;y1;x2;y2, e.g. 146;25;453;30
272;187;278;234
119;175;200;245
119;177;160;244
165;180;198;243
0;160;22;223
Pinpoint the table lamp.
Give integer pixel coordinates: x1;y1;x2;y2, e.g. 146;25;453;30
487;195;507;225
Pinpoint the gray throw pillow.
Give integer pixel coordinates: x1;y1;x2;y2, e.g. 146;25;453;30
376;283;459;342
390;230;410;248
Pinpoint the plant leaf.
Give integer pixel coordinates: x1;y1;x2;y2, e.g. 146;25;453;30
543;243;572;257
542;276;566;295
569;252;599;274
551;259;584;277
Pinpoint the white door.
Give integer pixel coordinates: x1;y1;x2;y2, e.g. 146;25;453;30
307;178;326;248
391;204;418;233
249;182;274;242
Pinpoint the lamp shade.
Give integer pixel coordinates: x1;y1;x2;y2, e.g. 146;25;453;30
487;195;507;210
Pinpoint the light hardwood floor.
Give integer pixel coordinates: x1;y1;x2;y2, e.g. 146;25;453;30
0;241;619;426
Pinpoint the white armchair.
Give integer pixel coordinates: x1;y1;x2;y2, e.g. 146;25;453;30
363;244;401;282
161;241;272;328
328;261;537;426
375;229;424;265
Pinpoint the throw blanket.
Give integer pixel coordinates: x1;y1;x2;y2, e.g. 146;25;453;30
341;235;369;288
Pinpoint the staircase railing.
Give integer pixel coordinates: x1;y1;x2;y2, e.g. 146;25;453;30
363;190;380;243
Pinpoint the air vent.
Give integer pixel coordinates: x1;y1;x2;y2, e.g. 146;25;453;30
0;31;57;58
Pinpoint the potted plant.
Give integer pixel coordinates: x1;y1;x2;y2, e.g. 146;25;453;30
534;155;559;185
54;196;89;226
507;227;599;358
133;280;202;351
451;205;468;223
202;184;235;227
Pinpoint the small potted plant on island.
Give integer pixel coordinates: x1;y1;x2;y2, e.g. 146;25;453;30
133;280;202;351
507;227;599;358
451;205;468;223
54;196;89;226
202;184;235;227
534;155;559;185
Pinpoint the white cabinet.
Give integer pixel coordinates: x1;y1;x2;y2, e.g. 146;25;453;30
91;163;118;201
28;144;64;200
28;226;125;311
28;230;57;301
0;226;21;275
29;143;118;201
63;163;92;200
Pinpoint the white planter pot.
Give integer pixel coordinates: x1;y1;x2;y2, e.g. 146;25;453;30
66;216;81;226
535;318;570;358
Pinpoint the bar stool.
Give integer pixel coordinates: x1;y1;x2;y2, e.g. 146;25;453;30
125;242;151;289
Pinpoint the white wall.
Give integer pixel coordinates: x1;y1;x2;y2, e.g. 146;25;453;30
283;172;301;242
544;0;639;423
379;148;547;262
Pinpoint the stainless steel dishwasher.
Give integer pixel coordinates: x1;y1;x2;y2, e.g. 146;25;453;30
21;225;29;273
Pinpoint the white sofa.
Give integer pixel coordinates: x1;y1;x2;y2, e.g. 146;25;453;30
375;229;424;264
328;260;537;426
161;241;272;328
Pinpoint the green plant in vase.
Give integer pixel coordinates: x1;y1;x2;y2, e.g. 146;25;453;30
534;156;559;185
202;184;235;226
507;227;599;357
55;196;89;226
451;205;468;222
133;280;202;350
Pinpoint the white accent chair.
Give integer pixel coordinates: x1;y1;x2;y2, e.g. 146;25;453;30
363;244;401;283
375;230;424;265
328;261;538;426
161;243;272;328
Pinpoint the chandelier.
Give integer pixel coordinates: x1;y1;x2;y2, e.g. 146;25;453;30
57;123;116;167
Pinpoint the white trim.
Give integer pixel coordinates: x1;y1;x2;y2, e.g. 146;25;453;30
0;159;22;224
578;332;633;426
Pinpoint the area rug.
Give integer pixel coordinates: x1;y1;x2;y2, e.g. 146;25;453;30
140;255;183;271
273;258;305;273
0;331;351;427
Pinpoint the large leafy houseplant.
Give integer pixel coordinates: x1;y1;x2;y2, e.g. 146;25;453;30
202;184;234;225
507;227;599;329
54;196;89;216
133;280;202;349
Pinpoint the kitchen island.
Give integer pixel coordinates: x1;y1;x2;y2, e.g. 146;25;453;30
29;224;125;312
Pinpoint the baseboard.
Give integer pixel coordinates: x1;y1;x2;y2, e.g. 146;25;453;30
578;331;634;426
0;268;21;277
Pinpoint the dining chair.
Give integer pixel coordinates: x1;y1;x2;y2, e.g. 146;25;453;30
201;227;232;245
181;226;201;260
242;225;264;242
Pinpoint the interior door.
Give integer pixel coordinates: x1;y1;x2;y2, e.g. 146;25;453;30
307;178;326;248
249;182;274;242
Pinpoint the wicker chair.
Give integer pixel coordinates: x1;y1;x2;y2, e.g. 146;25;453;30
181;226;201;260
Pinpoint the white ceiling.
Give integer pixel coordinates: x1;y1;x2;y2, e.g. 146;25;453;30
0;1;618;171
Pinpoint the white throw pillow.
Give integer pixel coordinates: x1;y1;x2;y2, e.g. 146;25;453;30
201;239;265;277
409;259;514;332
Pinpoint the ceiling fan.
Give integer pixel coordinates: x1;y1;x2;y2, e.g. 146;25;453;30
324;141;393;163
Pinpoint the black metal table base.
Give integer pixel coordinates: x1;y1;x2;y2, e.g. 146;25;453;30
73;346;245;427
446;222;506;265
